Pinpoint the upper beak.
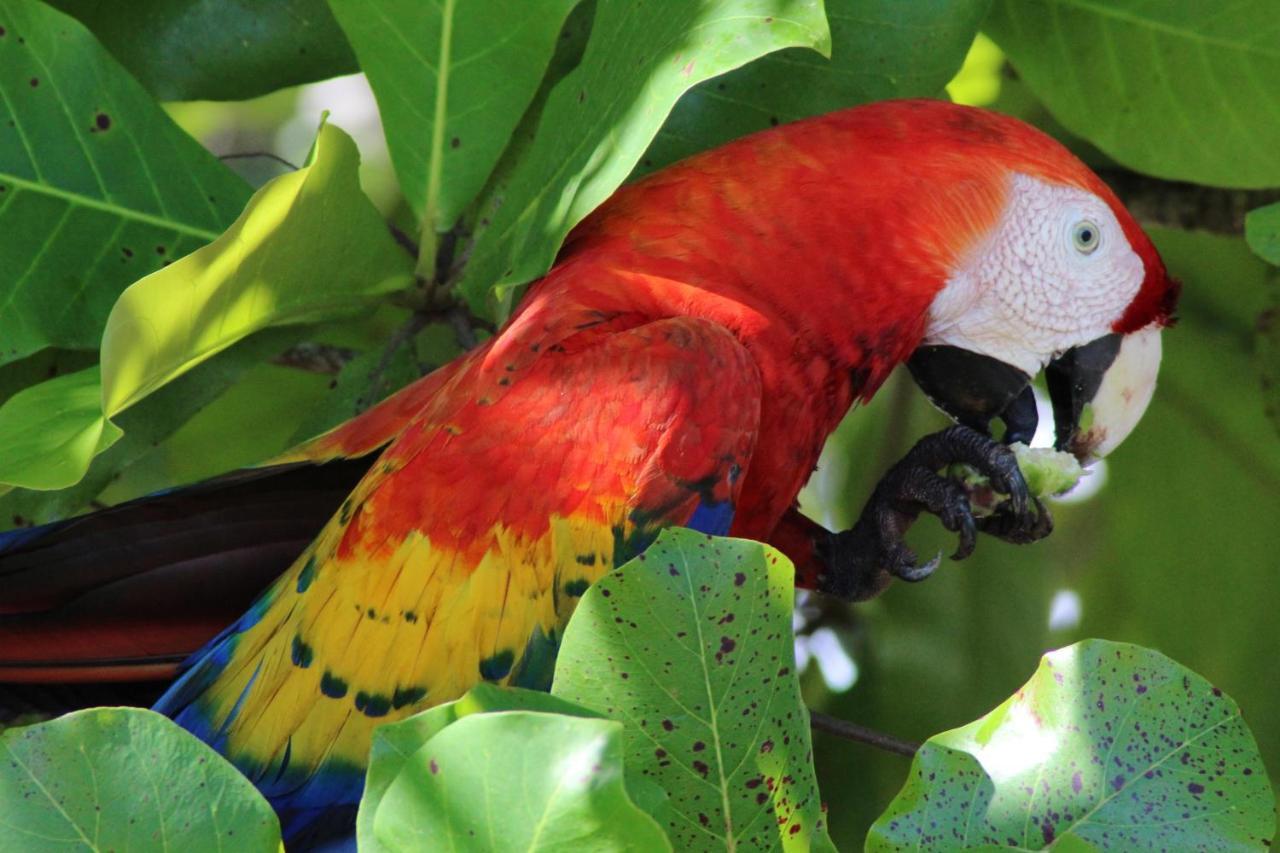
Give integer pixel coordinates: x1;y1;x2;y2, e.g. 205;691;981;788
1045;326;1163;464
907;325;1163;464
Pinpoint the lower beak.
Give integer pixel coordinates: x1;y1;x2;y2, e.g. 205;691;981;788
1045;327;1163;464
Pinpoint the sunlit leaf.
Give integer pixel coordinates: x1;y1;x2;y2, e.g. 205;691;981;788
360;684;667;852
0;326;303;522
455;0;830;317
0;707;280;851
643;0;990;171
330;0;583;242
868;640;1275;850
0;0;251;367
99;121;413;416
0;366;119;490
985;0;1280;187
554;529;835;851
46;0;356;101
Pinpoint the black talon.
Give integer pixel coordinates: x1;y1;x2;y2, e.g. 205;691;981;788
812;425;1049;601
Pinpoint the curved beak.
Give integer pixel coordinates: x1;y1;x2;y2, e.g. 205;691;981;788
907;325;1163;464
1046;326;1163;464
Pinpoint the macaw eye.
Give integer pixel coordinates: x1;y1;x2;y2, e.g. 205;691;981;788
1072;220;1101;254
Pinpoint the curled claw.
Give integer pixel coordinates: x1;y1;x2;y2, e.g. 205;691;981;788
896;551;941;583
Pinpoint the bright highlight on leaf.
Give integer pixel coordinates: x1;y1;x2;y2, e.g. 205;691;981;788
867;640;1276;851
0;708;280;852
554;529;836;852
99;121;414;416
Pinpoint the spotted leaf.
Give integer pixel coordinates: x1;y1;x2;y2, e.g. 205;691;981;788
553;528;835;851
0;708;279;851
867;639;1276;851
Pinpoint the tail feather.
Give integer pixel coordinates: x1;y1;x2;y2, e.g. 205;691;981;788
0;459;372;684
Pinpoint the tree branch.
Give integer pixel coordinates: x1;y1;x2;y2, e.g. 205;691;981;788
808;710;920;758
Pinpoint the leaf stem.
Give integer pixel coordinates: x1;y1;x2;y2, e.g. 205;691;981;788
808;710;920;758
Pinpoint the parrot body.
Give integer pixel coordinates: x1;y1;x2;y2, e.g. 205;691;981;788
0;100;1178;842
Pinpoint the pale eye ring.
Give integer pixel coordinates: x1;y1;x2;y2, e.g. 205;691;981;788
1072;220;1101;254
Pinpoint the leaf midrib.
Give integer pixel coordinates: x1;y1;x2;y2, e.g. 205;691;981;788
0;173;221;241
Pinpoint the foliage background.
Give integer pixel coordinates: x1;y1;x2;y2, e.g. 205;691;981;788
1;0;1278;848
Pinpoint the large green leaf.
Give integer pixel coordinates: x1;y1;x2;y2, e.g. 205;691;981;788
360;685;668;852
0;365;119;491
0;707;280;852
984;0;1280;188
47;0;356;102
329;0;582;248
643;0;990;171
455;0;830;317
100;121;413;416
867;640;1275;850
0;0;251;367
554;529;835;851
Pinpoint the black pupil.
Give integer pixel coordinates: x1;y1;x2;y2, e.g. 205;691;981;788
1079;227;1094;243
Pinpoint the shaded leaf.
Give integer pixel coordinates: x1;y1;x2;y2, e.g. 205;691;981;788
554;528;834;851
100;121;413;416
643;0;990;171
47;0;356;102
329;0;582;240
867;640;1275;851
985;0;1280;188
360;684;665;852
455;0;830;317
0;707;280;851
0;0;251;366
0;366;119;490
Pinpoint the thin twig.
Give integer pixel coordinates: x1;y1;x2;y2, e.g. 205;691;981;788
218;151;300;171
809;710;920;758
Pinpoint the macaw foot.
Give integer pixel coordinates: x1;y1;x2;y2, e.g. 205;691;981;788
814;425;1052;601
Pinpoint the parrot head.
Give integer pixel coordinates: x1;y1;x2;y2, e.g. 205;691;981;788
877;102;1180;465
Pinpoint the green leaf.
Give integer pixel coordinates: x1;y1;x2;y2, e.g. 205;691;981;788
46;0;356;102
0;0;252;367
984;0;1280;188
329;0;583;241
1246;202;1280;267
0;365;119;491
0;327;305;519
868;640;1276;851
554;528;835;851
643;0;990;171
455;0;830;317
360;685;666;852
100;121;414;417
0;707;280;852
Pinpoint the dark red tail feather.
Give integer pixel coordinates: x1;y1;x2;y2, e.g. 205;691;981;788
0;459;372;688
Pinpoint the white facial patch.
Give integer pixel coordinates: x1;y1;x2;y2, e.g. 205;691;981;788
924;173;1146;376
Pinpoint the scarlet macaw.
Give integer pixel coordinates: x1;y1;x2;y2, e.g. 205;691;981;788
0;100;1178;841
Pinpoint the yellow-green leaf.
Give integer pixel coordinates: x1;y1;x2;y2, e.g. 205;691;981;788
100;122;413;416
0;366;120;490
